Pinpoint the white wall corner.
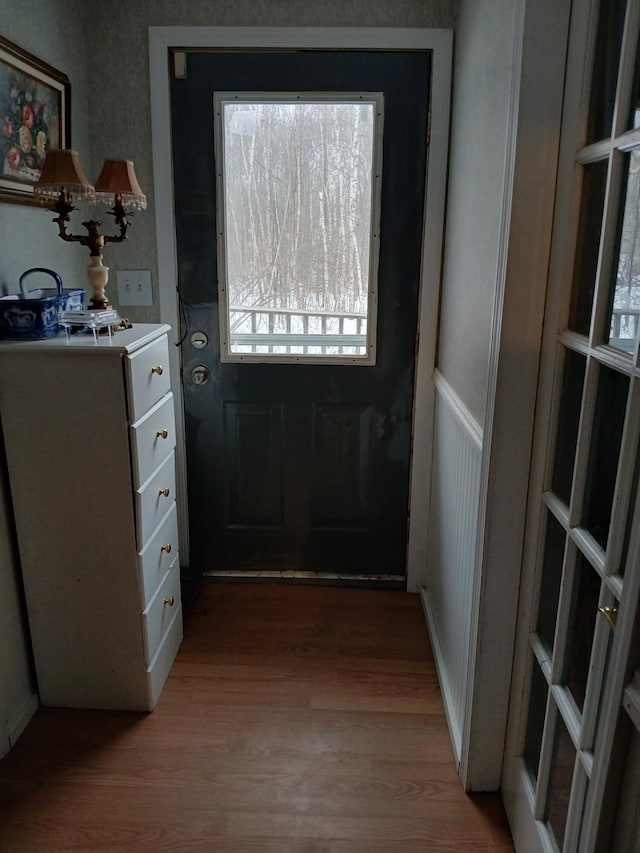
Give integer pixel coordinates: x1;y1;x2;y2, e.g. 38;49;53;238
0;675;38;759
6;692;39;753
421;373;483;768
461;0;573;791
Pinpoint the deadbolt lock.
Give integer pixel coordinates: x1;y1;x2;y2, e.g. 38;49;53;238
190;331;208;350
191;364;210;386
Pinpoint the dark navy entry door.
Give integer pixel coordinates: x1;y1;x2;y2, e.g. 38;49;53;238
171;49;430;578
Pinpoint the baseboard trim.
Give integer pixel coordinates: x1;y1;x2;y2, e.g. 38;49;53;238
6;691;38;751
420;584;462;767
201;570;406;589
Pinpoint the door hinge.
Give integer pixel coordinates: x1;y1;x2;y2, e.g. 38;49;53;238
173;51;187;80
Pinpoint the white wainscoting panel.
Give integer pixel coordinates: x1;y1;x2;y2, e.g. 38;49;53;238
421;371;482;763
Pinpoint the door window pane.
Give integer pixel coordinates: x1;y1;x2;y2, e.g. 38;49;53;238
546;712;577;850
583;365;629;548
568;161;608;336
586;0;627;144
619;443;640;577
594;708;640;851
564;554;601;712
217;96;382;361
523;657;548;782
591;621;615;746
551;348;587;505
630;30;640;130
536;510;566;653
606;151;640;354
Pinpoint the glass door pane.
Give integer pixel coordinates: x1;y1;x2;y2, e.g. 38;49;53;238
216;94;383;362
524;658;549;781
546;712;577;849
536;510;567;653
631;31;640;129
563;555;602;713
551;349;587;505
605;150;640;355
586;0;627;144
568;161;608;336
582;365;629;549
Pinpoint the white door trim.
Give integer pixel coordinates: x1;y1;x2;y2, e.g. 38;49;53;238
148;26;452;582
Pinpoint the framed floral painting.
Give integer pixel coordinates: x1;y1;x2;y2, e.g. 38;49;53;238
0;35;70;206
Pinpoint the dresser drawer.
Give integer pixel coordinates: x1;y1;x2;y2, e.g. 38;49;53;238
135;452;176;549
126;335;171;423
139;502;179;606
141;556;181;665
147;602;183;708
130;393;176;488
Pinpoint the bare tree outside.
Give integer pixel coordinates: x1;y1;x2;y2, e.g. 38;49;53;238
217;98;381;357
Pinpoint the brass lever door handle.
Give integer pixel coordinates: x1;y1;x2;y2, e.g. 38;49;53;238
598;606;618;631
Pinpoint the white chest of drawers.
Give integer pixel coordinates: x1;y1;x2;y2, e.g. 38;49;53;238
0;324;182;711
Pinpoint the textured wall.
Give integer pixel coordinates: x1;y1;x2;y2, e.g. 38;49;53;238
436;0;515;424
0;1;91;295
84;0;457;323
0;0;91;753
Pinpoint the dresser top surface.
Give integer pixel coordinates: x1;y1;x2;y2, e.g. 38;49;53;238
0;323;171;356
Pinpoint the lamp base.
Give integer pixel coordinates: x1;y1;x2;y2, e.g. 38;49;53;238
87;254;111;310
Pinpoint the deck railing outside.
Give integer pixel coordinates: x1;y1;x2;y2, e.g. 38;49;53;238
230;306;639;355
610;307;640;353
610;307;640;339
229;305;368;355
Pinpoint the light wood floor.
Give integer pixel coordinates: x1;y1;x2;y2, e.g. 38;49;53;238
0;583;514;851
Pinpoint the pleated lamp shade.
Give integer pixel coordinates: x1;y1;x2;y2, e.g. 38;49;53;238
33;149;95;202
94;159;147;210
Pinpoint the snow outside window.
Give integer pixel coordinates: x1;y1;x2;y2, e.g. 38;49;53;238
214;93;384;364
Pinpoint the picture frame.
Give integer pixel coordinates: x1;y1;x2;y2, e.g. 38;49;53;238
0;35;70;206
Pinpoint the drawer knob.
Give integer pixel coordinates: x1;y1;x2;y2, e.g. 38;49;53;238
156;429;168;439
158;487;170;497
161;543;172;554
151;365;164;376
164;596;175;607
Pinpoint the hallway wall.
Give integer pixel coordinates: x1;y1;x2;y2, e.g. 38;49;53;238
0;0;457;756
425;0;572;789
424;0;518;778
82;0;457;324
0;0;92;756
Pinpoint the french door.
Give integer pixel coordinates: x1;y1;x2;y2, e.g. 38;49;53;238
503;1;640;850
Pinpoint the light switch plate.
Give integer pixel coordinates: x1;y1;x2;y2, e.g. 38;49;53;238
116;270;153;306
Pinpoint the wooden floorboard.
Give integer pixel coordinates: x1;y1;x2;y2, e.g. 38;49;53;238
0;583;514;851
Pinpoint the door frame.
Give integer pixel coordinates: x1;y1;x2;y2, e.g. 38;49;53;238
148;26;452;587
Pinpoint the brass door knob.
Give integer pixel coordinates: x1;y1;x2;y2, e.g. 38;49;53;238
161;543;172;554
158;487;170;497
151;365;164;375
156;429;168;439
164;596;175;607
